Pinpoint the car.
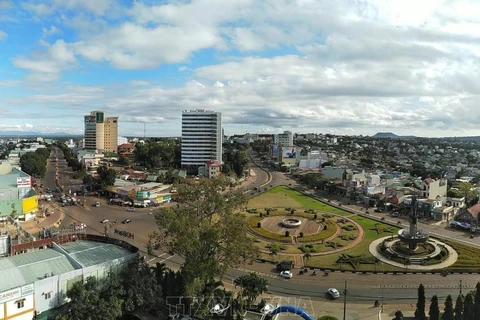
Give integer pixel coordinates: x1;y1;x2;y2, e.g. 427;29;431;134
101;219;109;224
127;207;136;212
95;201;100;207
122;219;132;224
328;288;340;299
280;270;293;279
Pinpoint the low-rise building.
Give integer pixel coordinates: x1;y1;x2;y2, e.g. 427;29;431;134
0;234;138;320
0;162;38;221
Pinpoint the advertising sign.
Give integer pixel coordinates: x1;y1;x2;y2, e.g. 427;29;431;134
21;284;34;296
136;191;151;198
16;177;32;188
281;147;297;159
0;287;21;304
96;112;104;123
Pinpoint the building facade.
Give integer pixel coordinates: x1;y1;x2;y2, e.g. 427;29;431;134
0;162;38;221
181;109;222;170
84;111;119;153
0;235;138;320
274;131;294;147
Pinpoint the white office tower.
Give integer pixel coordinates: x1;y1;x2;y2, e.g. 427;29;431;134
181;109;223;169
274;130;294;147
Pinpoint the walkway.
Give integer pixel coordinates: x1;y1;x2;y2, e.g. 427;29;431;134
369;237;458;270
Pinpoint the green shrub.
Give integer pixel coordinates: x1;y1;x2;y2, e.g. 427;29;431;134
317;316;339;320
285;231;290;237
257;222;262;228
299;232;304;237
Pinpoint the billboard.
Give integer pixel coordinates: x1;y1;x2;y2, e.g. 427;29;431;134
96;112;104;123
22;196;38;214
17;177;32;188
282;146;297;159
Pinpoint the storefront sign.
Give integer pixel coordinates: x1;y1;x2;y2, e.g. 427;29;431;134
0;287;21;304
16;177;32;188
21;284;34;296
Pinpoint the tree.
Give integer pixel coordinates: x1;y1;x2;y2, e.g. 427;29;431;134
443;294;454;320
268;243;282;261
392;310;403;320
97;166;117;187
62;273;125;320
317;316;339;320
458;182;478;202
429;295;440;320
464;292;474;320
303;252;312;266
153;176;259;296
233;272;269;307
454;294;464;320
121;259;163;314
415;284;426;320
474;282;480;319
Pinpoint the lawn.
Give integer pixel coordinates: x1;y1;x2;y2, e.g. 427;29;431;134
441;240;480;272
248;186;351;216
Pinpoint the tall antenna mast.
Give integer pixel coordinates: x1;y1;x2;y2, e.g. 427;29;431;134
144;123;146;140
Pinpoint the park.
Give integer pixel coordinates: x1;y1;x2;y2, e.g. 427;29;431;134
245;186;480;273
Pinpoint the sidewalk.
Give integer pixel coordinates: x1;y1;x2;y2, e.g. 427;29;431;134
20;200;65;236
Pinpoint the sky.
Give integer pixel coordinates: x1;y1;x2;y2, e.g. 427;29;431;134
1;0;480;138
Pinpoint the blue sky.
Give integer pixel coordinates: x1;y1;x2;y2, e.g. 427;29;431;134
1;0;480;137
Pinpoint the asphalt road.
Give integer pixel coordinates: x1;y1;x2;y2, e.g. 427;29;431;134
42;149;480;306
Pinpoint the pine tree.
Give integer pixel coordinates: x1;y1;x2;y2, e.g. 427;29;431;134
454;294;464;320
415;284;426;320
443;294;454;320
474;282;480;318
429;295;440;320
464;293;475;320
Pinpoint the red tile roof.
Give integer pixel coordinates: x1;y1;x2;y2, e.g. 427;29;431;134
467;203;480;220
423;178;434;184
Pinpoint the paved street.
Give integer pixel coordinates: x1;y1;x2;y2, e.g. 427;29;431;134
24;150;480;319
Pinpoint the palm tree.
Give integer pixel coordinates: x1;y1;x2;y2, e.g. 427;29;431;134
303;252;312;267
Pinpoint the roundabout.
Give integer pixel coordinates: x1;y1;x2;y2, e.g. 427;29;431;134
246;208;364;256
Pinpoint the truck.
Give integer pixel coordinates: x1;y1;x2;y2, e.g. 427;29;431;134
276;260;295;271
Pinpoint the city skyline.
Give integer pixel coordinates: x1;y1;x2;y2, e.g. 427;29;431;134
1;0;480;137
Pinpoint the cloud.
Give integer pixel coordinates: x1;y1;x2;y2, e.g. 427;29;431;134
13;39;77;81
6;0;480;136
0;30;6;40
42;25;60;37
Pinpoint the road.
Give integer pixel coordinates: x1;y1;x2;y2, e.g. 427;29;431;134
41;149;480;310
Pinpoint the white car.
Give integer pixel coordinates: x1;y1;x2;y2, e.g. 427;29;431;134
328;288;340;299
280;270;293;279
101;219;109;224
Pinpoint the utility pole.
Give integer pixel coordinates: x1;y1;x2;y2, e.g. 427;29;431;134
343;280;348;320
460;279;463;295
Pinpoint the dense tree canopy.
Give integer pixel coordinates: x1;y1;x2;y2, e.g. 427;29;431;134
20;147;51;178
152;176;259;295
134;139;180;170
234;272;269;306
223;144;249;177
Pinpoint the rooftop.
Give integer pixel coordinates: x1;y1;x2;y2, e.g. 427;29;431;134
0;240;135;292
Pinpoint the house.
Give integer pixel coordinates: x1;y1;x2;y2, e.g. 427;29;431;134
421;178;447;200
118;143;135;155
454;203;480;226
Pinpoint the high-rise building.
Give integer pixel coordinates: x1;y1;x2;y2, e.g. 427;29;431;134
84;111;119;153
181;109;222;169
274;130;294;147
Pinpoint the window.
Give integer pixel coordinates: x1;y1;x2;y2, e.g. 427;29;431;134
45;292;52;299
16;301;24;309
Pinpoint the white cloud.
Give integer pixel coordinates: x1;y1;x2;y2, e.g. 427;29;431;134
0;30;7;40
7;0;480;136
42;25;60;36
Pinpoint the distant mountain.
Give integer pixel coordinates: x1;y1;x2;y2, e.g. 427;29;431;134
0;131;80;138
372;132;416;139
373;132;398;138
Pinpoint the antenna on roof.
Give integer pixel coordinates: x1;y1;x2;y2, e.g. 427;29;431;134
144;123;146;140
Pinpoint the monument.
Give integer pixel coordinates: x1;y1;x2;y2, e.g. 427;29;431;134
397;193;429;251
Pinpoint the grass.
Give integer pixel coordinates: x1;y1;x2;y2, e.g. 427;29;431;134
248;186;351;216
246;212;338;244
442;240;480;272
